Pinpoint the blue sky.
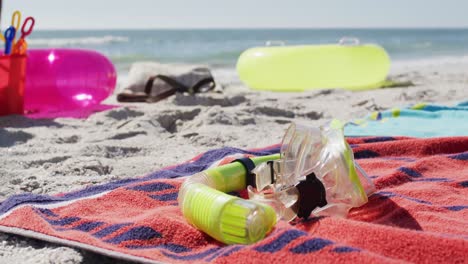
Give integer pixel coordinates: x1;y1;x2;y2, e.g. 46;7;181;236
3;0;468;30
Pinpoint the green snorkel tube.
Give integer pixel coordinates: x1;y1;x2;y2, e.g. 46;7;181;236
178;121;375;245
178;154;280;244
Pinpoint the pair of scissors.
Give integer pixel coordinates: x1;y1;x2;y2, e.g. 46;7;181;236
12;17;35;55
3;26;16;55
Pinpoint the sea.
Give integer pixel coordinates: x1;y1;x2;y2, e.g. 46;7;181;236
28;28;468;79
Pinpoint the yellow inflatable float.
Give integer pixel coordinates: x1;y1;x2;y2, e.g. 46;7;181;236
236;38;390;91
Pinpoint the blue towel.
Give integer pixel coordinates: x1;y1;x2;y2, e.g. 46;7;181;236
344;102;468;138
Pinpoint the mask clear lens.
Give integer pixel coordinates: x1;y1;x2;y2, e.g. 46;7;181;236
250;121;375;220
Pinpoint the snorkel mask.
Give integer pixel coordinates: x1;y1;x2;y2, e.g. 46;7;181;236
178;121;375;245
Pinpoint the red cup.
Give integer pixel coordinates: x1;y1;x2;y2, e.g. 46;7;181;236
0;54;27;116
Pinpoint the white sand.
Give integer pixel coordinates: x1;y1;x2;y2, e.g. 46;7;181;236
0;60;467;263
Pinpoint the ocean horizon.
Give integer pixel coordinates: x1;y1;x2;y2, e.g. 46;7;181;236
28;28;468;76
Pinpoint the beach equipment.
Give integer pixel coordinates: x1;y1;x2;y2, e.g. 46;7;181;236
0;10;34;116
9;10;21;42
0;50;26;116
178;122;375;244
237;38;390;91
12;16;35;55
2;12;34;55
118;62;216;103
3;26;15;55
0;9;21;44
10;10;21;31
0;136;466;263
24;49;117;112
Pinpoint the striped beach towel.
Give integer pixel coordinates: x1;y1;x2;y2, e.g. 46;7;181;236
0;137;467;263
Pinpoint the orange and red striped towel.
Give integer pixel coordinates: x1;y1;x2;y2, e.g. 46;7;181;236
0;137;466;263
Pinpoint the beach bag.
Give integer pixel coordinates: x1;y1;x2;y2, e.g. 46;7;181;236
117;62;216;103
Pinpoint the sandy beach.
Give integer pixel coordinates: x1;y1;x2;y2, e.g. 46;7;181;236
2;0;468;262
0;58;467;263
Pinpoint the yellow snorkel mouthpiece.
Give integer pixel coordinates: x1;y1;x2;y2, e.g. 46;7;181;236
178;154;280;245
179;181;277;244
